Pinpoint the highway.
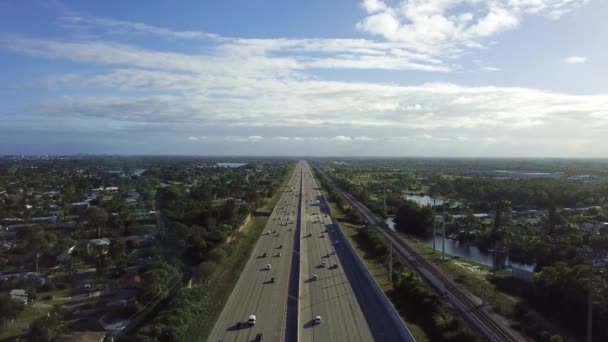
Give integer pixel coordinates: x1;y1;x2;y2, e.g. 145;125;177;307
208;162;304;342
298;163;374;342
315;166;525;342
210;161;412;342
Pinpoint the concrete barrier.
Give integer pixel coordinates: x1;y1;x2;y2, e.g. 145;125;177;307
331;218;416;342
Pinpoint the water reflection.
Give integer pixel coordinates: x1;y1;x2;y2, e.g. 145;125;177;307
385;218;534;271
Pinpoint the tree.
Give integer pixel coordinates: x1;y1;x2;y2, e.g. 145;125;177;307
198;261;217;285
140;261;178;303
18;226;51;272
84;206;108;238
0;294;25;327
26;308;66;341
395;201;434;237
108;239;128;276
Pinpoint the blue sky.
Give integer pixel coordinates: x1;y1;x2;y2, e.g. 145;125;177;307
1;0;607;157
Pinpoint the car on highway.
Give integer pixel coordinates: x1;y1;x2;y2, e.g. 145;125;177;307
265;264;271;270
321;261;326;267
313;274;318;280
277;252;282;257
330;251;335;255
314;315;322;324
255;333;263;341
334;240;340;245
270;277;275;283
248;314;256;326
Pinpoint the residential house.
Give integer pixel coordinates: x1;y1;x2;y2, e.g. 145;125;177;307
9;289;28;304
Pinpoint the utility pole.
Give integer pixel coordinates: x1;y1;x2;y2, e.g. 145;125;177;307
587;246;594;342
587;286;592;342
442;201;446;260
432;197;436;253
389;244;393;284
383;179;387;218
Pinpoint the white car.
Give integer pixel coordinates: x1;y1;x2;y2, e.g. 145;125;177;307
314;315;322;324
248;314;257;326
265;264;272;270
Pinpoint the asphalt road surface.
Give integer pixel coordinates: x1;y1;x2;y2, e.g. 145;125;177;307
208;162;304;342
298;163;374;342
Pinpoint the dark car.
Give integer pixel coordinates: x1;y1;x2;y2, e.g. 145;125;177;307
255;333;263;341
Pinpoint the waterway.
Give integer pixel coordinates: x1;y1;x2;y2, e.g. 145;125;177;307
385;217;535;271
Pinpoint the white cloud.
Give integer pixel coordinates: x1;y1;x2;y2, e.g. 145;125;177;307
1;11;606;157
248;135;264;142
331;135;353;142
482;66;501;72
187;136;199;141
362;0;387;14
354;136;374;141
356;0;589;58
388;136;410;142
224;136;264;143
565;56;587;64
60;16;222;41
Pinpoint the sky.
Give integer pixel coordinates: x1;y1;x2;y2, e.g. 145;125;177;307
1;0;607;157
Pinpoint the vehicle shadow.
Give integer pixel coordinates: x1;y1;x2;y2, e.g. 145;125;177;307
303;319;317;329
226;322;247;331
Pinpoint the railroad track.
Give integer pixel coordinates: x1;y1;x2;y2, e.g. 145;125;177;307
319;171;523;342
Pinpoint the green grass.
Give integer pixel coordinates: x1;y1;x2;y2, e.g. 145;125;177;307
406;237;519;321
257;165;296;214
0;306;49;340
341;223;392;291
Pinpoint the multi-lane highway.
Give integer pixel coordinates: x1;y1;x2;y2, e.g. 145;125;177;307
298;163;374;342
209;161;412;342
208;163;303;342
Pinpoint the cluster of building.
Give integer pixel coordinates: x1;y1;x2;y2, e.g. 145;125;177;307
0;168;159;341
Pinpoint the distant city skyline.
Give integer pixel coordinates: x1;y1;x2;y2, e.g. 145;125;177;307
1;0;607;157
